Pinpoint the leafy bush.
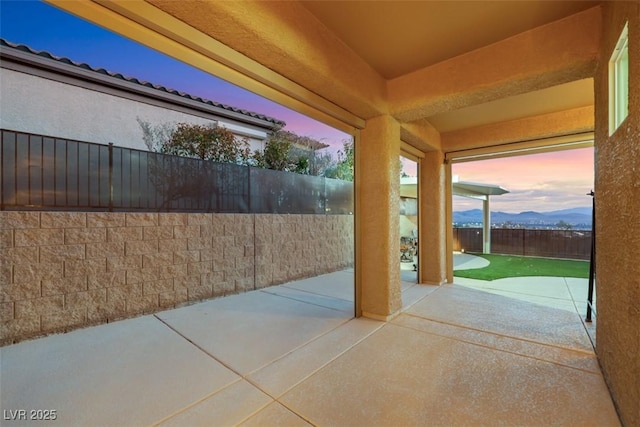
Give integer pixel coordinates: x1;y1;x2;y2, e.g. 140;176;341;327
253;130;337;175
138;118;357;179
253;135;294;171
138;119;250;164
325;141;354;181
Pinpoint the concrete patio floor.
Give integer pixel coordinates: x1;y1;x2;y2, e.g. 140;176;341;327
0;268;618;426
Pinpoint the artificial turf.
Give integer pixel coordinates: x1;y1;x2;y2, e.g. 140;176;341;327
453;253;590;281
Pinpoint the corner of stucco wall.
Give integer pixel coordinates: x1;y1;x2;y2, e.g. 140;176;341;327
593;2;640;426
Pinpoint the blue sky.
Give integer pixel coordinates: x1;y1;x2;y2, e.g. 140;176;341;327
0;0;351;151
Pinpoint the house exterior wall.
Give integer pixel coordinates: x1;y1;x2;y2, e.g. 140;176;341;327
0;68;268;152
594;2;640;426
0;211;354;346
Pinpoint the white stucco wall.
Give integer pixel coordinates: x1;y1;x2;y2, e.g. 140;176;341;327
0;68;269;152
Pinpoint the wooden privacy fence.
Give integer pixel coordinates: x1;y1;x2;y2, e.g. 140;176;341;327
453;227;592;260
0;129;353;214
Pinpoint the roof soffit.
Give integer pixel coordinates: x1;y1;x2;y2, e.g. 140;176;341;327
387;6;602;123
427;78;594;133
442;106;595;153
47;0;601;143
300;0;600;79
144;0;600;141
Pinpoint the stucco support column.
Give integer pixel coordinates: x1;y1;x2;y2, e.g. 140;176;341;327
445;161;454;283
356;115;402;320
483;197;491;254
418;150;448;285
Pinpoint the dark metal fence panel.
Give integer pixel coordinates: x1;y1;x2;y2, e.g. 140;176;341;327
1;129;352;215
15;133;27;206
42;137;55;206
249;167;324;214
216;162;250;213
1;131;112;210
112;147;162;211
454;227;591;260
325;177;354;214
114;143;269;213
1;130;16;209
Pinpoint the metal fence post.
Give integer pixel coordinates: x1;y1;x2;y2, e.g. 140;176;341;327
108;143;113;212
323;176;327;215
0;131;4;211
586;190;596;322
248;165;252;214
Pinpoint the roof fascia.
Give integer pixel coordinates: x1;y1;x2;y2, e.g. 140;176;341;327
46;0;363;134
0;44;280;131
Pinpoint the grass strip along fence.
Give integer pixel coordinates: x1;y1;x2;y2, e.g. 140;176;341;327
454;253;590;281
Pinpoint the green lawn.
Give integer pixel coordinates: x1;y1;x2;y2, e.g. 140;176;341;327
454;253;590;281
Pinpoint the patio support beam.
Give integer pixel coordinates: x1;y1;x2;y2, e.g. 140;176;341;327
138;0;386;121
483;197;491;254
400;119;442;152
445;162;454;283
357;115;402;320
442;106;594;153
387;7;601;122
47;0;368;133
418;150;448;285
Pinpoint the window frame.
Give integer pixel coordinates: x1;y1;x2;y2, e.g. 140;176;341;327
608;22;629;136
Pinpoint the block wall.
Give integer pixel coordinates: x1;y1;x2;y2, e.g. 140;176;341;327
0;212;354;345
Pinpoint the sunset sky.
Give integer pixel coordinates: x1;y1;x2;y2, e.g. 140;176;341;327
452;147;594;212
0;1;350;148
1;1;594;213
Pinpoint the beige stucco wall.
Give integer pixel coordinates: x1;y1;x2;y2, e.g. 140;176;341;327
594;2;640;426
0;69;268;152
0;212;353;345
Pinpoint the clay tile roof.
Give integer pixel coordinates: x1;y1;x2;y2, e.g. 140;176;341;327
0;38;286;128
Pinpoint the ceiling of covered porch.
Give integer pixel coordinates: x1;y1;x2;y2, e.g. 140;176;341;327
47;0;599;155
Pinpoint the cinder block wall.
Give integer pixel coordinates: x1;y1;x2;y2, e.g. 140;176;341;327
0;212;354;345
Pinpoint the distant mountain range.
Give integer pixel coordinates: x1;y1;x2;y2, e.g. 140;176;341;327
454;207;593;227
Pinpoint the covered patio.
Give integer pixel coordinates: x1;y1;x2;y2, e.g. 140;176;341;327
3;1;638;424
1;269;617;426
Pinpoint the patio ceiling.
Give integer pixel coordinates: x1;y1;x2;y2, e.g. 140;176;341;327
299;0;598;134
48;0;599;152
300;1;599;79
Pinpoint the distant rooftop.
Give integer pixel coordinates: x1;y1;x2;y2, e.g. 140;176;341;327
400;176;509;199
451;175;510;198
0;38;286;129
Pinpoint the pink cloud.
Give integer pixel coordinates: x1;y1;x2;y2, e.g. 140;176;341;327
453;147;594;212
454;148;593;189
